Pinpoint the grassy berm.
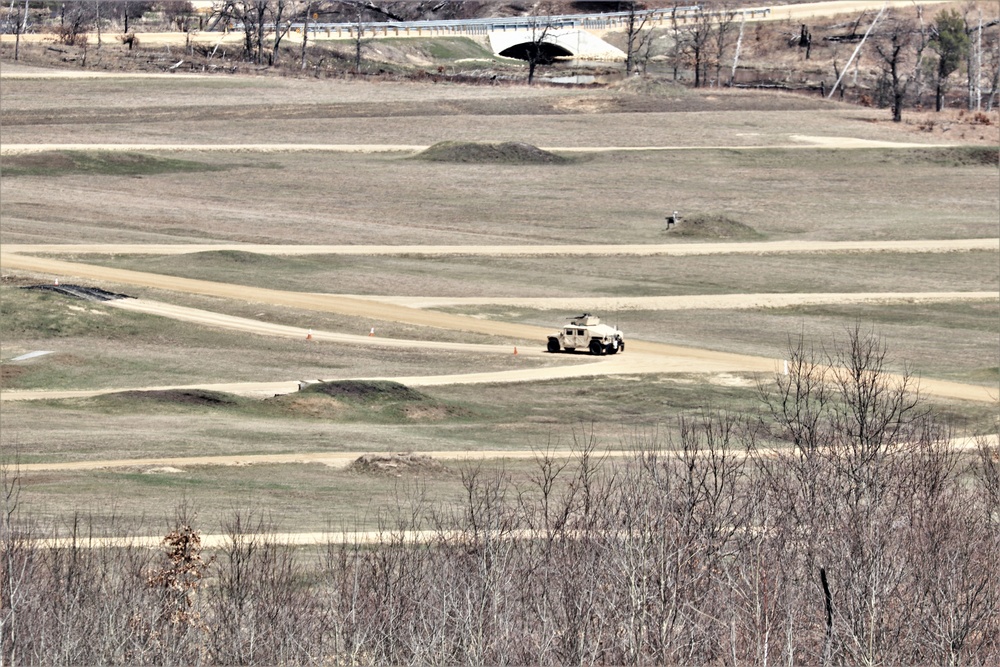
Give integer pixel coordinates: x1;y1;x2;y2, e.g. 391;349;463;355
415;141;568;164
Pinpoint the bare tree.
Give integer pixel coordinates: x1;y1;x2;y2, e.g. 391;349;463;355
622;2;653;77
94;0;102;49
0;456;28;667
349;0;365;75
300;0;312;69
984;24;1000;110
5;331;999;664
728;9;747;86
873;13;926;122
268;0;293;65
523;9;554;85
678;8;713;88
56;3;92;46
713;7;738;87
9;0;29;61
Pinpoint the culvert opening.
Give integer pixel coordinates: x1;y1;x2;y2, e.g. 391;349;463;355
499;42;574;64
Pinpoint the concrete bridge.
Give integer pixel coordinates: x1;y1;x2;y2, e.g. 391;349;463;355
281;6;777;62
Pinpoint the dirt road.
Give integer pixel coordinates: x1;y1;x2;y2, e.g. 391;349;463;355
2;250;995;404
0;135;954;156
4;238;996;257
28;432;996;550
372;292;998;310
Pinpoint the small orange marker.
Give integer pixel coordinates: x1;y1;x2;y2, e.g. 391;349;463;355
369;327;375;337
306;330;313;340
513;347;518;355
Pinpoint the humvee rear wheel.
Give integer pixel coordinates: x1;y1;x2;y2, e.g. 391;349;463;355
589;340;604;355
547;338;561;353
608;345;618;355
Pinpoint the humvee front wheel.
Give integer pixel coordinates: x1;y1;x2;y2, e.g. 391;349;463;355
547;338;561;353
589;340;604;355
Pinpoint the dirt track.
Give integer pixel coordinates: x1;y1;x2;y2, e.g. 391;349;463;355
2;247;996;404
4;238;996;256
0;135;954;156
27;433;996;550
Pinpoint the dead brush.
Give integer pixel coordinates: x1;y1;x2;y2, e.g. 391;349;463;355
972;111;993;126
146;523;213;631
119;33;139;50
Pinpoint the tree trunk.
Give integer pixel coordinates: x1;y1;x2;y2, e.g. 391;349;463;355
300;1;311;70
354;31;361;74
95;0;101;49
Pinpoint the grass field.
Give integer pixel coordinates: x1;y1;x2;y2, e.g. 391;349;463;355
1;65;997;537
3;147;998;245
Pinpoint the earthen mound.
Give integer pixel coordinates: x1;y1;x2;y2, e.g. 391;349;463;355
416;141;567;164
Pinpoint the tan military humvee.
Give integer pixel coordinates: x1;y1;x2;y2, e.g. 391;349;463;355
547;313;624;355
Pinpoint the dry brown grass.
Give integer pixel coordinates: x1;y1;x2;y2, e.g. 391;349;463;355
1;66;996;535
2;145;996;247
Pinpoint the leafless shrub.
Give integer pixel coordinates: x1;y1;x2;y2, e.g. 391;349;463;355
55;5;92;46
4;328;998;664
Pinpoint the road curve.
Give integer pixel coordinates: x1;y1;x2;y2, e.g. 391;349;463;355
109;298;548;355
2;252;996;404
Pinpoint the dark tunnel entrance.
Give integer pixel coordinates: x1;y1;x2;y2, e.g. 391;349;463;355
499;41;574;64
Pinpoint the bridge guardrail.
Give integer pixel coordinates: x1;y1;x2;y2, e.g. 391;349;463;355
218;6;771;38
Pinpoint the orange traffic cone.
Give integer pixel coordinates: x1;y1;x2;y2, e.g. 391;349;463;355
306;330;313;341
369;328;375;337
54;279;59;286
513;347;518;355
